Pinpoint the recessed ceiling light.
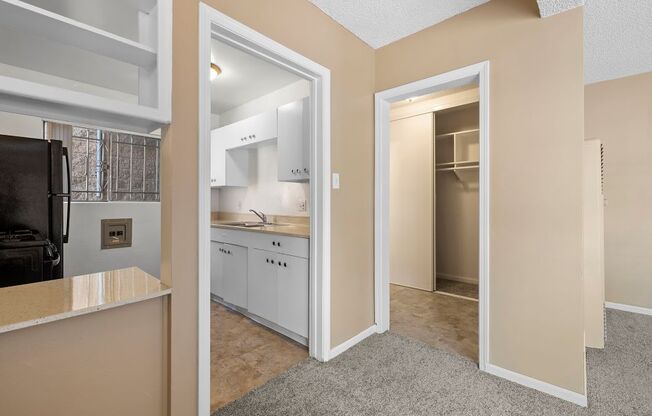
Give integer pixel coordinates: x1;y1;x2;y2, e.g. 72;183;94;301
210;63;222;81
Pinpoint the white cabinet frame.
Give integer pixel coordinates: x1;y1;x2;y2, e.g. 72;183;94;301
198;5;331;415
0;0;171;133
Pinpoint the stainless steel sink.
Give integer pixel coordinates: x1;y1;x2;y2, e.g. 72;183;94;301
221;221;287;228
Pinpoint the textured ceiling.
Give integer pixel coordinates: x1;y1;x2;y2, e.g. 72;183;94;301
583;0;652;84
307;0;489;49
536;0;584;18
310;0;652;85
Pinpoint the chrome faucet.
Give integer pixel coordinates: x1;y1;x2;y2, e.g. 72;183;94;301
249;209;268;224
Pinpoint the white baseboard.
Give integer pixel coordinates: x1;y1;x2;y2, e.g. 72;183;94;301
605;302;652;316
485;363;587;407
437;273;478;285
328;324;378;360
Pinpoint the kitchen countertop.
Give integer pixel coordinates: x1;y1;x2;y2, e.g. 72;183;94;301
211;221;310;239
0;267;171;335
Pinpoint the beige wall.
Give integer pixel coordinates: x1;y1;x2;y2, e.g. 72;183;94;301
376;0;586;394
163;0;376;413
0;298;168;416
585;71;652;309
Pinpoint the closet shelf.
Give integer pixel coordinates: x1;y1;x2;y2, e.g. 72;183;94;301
0;0;157;67
435;128;479;139
436;165;479;172
436;160;479;168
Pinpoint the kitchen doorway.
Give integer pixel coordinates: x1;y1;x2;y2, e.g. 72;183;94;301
374;62;490;370
197;5;332;415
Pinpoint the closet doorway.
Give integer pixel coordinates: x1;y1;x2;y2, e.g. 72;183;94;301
374;62;489;369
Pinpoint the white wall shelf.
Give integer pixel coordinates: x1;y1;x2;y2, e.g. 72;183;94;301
0;0;157;67
0;0;171;133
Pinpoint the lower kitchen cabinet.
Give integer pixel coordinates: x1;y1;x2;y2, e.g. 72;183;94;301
221;243;248;309
247;248;278;323
276;254;309;338
212;228;309;342
210;242;224;297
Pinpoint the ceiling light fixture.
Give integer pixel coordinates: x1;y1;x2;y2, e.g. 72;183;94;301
210;63;222;80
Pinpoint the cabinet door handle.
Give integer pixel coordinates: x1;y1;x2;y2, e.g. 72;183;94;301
266;258;269;263
271;260;275;264
284;262;287;267
277;241;281;247
278;262;282;267
273;241;276;246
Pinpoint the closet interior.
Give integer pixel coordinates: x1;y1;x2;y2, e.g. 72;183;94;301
388;85;480;362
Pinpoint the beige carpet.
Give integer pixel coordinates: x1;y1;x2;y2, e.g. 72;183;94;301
214;310;651;415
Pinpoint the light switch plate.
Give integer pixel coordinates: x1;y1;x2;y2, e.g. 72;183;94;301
332;173;340;189
101;218;133;249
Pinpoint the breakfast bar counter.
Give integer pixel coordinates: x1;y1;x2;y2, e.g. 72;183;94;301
0;267;171;334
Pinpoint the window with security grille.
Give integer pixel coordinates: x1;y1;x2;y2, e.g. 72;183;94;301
45;122;160;202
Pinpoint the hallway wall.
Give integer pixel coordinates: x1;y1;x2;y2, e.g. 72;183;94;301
376;0;586;395
585;71;652;310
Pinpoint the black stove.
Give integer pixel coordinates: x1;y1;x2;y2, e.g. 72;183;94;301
0;229;60;288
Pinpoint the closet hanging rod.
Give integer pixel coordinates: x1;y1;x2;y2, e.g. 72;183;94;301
435;128;479;139
435;160;479;167
436;165;479;172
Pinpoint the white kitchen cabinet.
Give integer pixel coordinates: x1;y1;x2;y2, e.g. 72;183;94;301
247;249;309;338
277;97;310;182
0;0;171;133
221;243;248;309
210;242;224;298
247;249;278;323
212;227;310;342
210;132;249;187
276;254;309;337
216;110;278;150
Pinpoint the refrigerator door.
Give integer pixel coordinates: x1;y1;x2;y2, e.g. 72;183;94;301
0;135;50;235
49;140;67;279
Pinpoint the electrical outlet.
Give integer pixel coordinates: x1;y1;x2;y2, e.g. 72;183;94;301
297;199;307;212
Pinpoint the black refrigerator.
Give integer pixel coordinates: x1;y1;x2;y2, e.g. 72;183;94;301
0;134;70;287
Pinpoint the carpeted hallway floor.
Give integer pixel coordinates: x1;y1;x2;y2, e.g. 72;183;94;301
214;310;651;415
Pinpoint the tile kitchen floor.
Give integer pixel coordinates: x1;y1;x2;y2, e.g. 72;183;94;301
390;284;478;362
211;301;308;412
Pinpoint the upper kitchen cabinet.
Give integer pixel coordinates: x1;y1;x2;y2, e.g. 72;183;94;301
277;97;310;182
216;110;278;150
0;0;171;133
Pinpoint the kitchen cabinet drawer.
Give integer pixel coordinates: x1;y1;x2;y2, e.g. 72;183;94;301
211;227;309;259
247;249;278;323
248;233;309;259
277;97;310;182
276;254;309;337
221;243;248;309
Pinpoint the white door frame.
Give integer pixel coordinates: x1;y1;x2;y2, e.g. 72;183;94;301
198;4;331;415
374;61;490;371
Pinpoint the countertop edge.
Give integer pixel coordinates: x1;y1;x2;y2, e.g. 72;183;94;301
0;287;171;335
211;224;310;239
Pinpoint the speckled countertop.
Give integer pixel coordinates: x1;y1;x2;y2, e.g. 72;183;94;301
211;221;310;239
0;267;171;335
